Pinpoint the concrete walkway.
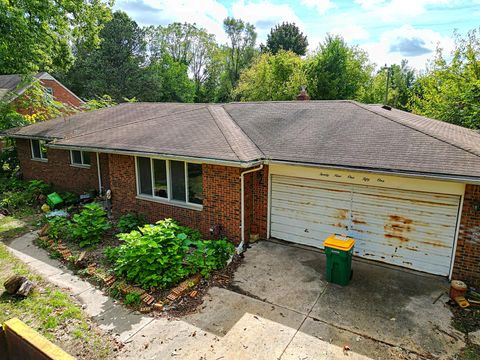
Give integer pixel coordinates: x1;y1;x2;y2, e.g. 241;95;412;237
6;231;371;359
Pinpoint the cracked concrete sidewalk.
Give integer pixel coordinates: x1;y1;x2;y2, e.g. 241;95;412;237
6;231;370;359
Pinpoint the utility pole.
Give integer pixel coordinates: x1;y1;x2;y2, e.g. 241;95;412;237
381;64;391;106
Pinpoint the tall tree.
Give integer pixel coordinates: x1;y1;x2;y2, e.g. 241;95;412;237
61;11;146;102
359;60;415;110
409;28;480;129
305;35;373;100
0;0;112;74
223;17;257;93
265;22;308;56
234;50;306;101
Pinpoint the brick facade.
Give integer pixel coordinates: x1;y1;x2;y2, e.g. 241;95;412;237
40;79;82;108
16;138;104;194
244;166;269;240
107;154;244;243
452;184;480;286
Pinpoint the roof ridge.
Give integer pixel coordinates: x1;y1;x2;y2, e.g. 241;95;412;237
208;105;264;162
352;101;480;158
55;104;208;142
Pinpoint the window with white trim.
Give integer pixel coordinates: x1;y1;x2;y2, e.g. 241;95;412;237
136;157;203;206
70;150;91;166
31;139;48;160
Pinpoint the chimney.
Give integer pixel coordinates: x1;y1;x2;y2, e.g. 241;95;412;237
296;86;310;101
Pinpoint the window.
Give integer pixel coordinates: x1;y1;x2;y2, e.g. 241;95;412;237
45;87;53;95
136;157;203;207
31;139;48;160
70;150;91;166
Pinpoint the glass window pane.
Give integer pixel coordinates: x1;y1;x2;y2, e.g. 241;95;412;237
137;157;152;195
71;150;82;164
82;152;91;165
188;163;203;205
153;159;167;198
31;140;41;158
170;160;186;201
40;141;47;159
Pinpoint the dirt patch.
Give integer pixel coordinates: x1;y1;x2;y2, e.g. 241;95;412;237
450;300;480;334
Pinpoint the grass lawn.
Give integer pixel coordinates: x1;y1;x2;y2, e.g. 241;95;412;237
0;242;116;359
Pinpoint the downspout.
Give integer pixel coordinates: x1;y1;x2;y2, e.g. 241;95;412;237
96;152;103;195
237;164;264;254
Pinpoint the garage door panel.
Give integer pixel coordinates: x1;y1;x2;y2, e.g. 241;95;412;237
270;175;461;276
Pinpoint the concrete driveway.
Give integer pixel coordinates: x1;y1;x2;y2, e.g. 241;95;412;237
183;240;465;359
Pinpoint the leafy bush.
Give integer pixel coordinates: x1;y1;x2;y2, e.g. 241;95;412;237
46;216;71;241
0;178;50;212
71;203;111;248
124;292;141;306
116;213;148;233
108;219;235;289
59;192;79;206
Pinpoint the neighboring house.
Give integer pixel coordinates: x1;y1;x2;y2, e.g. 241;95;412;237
5;100;480;286
0;72;83;113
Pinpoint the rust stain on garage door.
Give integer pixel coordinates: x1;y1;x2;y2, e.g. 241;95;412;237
384;215;414;243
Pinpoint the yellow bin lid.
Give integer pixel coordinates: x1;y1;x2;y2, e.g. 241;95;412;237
323;234;355;251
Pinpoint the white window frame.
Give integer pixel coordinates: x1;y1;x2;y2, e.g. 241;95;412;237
30;139;48;162
70;150;91;168
135;156;203;210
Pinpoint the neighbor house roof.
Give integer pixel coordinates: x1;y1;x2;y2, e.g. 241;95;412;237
0;72;83;103
5;100;480;180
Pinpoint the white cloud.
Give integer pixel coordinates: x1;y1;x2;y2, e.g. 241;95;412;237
330;24;370;42
231;0;303;42
354;0;454;22
301;0;337;15
362;25;455;70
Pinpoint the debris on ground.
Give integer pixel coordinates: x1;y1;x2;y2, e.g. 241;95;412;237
4;275;35;296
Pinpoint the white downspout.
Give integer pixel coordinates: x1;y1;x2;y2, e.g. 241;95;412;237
96;152;103;195
237;164;264;254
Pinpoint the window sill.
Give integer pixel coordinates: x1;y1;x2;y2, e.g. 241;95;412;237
70;164;91;169
31;158;48;163
136;195;203;211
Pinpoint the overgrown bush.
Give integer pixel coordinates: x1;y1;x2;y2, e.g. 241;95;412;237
105;219;235;289
0;178;50;212
71;203;111;248
116;213;148;233
46;216;71;241
58;192;79;206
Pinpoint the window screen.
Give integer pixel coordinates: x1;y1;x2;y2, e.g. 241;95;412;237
137;157;152;195
170;160;186;201
188;163;203;204
153;159;167;198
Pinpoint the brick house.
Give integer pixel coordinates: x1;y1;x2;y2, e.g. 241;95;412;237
5;101;480;285
0;72;83;112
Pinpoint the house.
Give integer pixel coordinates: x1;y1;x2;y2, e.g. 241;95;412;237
5;100;480;286
0;72;83;112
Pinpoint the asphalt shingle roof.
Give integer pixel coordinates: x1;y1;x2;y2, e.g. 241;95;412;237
6;100;480;179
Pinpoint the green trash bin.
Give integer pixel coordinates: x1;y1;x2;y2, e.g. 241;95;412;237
46;192;63;209
323;234;355;286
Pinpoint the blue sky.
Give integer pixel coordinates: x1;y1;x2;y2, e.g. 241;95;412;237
114;0;480;70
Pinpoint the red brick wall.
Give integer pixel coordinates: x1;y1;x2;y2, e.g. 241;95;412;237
17;138;101;194
243;166;269;241
40;79;82;108
108;154;243;242
453;184;480;286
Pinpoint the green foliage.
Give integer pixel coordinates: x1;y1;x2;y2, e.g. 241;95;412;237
47;216;71;241
117;213;148;233
124;292;141;306
80;95;117;111
0;178;50;212
71;203;111;248
265;22;308;56
234;50;306;101
109;219;234;289
409;28;480;129
58;192;80;206
0;0;112;74
305;35;374;100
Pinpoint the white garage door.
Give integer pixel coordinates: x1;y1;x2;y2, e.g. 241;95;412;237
270;175;461;276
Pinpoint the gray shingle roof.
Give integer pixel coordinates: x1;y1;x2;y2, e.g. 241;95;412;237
5;100;480;179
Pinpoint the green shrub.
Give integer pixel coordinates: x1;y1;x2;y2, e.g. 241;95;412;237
71;203;111;248
59;192;79;206
46;216;71;241
116;213;148;233
124;292;141;305
110;219;235;289
0;178;50;212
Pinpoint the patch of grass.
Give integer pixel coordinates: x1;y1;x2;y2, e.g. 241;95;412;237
459;344;480;360
0;242;114;359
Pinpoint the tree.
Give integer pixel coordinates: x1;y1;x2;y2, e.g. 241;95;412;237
234;50;306;101
0;0;112;74
359;60;415;110
265;22;308;56
223;18;258;94
409;28;480;129
61;11;146;102
305;35;374;100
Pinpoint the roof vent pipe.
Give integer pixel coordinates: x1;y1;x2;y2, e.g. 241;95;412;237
296;86;310;101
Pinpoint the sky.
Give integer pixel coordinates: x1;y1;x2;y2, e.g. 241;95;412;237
114;0;480;71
